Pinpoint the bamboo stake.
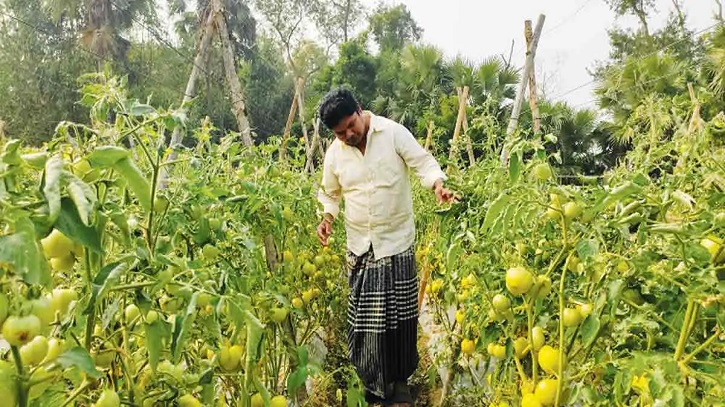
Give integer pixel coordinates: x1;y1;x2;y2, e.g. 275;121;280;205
525;20;542;135
458;87;476;166
279;84;299;162
214;0;253;147
424;120;435;151
296;77;310;150
448;85;469;166
304;118;321;173
158;7;217;190
500;14;546;167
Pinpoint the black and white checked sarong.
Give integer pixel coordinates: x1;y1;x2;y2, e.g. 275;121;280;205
346;244;419;402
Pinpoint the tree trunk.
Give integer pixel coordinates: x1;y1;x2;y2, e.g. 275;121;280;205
500;14;545;167
716;0;724;23
279;84;300;162
157;7;217;190
670;0;686;32
214;0;253;147
525;20;542;135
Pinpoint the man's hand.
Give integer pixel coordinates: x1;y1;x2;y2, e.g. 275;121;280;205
433;179;455;204
317;218;333;246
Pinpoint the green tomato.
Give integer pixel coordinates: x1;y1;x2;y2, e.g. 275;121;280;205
2;315;41;347
51;288;78;315
0;361;17;406
19;335;49;365
96;389;120;407
202;244;220;261
40;229;74;259
30;296;55;328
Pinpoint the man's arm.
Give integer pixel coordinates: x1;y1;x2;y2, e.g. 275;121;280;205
317;150;340;245
394;124;454;203
318;149;341;218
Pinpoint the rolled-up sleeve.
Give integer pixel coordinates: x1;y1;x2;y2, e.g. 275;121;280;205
317;149;341;218
394;124;446;189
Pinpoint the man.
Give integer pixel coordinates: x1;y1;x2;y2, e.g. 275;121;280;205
316;88;454;406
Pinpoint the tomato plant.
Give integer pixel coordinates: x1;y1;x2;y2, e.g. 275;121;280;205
0;74;364;407
414;112;725;406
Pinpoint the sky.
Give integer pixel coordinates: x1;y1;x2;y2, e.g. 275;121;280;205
360;0;720;109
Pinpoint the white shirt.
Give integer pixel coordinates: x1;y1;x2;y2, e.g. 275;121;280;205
317;112;446;260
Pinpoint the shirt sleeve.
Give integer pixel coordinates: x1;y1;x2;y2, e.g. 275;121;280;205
317;148;342;218
394;123;447;189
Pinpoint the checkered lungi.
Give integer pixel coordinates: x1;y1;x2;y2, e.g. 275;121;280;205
346;244;419;402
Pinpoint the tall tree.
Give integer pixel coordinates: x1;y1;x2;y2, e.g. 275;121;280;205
604;0;656;35
368;3;422;53
0;0;93;143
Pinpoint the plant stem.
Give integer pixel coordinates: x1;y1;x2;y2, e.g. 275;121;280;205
681;329;720;365
674;300;695;361
555;255;567;407
11;346;28;407
60;380;90;407
526;298;538;386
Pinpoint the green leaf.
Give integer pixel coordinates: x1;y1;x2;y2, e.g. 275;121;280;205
580;315;601;348
55;198;102;254
244;311;265;365
481;193;510;233
509;152;521;182
56;347;102;378
1;139;22;164
101;298;121;330
171;292;198;362
62;171;97;226
87;146;130;167
576;239;599;261
287;366;308;396
22;152;48;169
114;157;151;212
84;261;129;315
347;383;366;407
198;368;214;385
607;279;624;308
43;155;63;224
0;217;51;286
145;320;167;373
129;103;156;116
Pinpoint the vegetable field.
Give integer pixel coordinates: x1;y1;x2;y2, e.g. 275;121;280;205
1;69;724;407
1;1;725;407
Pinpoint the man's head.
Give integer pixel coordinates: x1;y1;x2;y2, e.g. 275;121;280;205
318;88;367;147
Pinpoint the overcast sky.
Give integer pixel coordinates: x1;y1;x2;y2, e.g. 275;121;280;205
361;0;719;109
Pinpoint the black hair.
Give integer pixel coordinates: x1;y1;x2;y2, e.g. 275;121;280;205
318;88;360;129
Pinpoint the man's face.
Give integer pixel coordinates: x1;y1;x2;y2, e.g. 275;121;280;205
331;110;366;147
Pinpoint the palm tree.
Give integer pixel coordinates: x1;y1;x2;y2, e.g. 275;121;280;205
45;0;156;69
538;101;624;175
373;44;448;130
472;56;519;121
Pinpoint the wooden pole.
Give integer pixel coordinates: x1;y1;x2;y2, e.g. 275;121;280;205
525;20;542;135
279;85;299;162
158;7;217;190
296;77;310;150
214;0;253;147
424;120;435;151
448;85;469;165
500;14;545;167
304;118;321;173
458;87;476;166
